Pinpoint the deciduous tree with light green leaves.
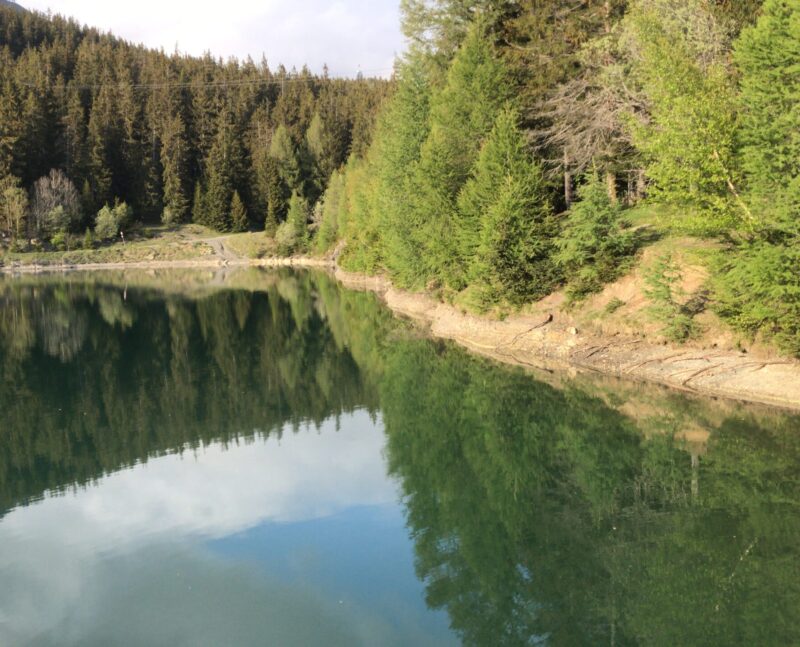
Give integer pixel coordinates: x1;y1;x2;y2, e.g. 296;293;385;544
626;0;746;234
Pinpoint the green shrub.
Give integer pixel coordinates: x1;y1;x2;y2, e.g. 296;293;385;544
713;242;800;356
645;253;702;342
95;202;133;241
605;297;626;314
555;174;638;302
50;231;67;251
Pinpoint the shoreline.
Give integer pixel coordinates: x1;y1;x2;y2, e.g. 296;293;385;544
333;268;800;413
0;256;335;274
3;255;799;412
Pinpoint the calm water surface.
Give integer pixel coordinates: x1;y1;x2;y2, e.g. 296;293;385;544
0;269;799;646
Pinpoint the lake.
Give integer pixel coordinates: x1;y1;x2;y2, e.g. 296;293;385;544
0;268;799;646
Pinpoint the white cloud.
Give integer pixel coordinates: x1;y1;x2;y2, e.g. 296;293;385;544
22;0;404;76
0;411;402;642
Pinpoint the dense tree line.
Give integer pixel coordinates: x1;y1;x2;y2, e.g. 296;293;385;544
0;6;390;243
315;0;800;356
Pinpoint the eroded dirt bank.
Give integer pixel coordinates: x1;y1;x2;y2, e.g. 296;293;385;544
334;268;800;412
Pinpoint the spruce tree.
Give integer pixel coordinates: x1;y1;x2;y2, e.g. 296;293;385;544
269;124;302;192
459;107;559;305
230;190;248;232
372;58;432;287
205;110;242;232
555;173;638;301
411;17;514;287
86;84;116;212
191;181;207;226
161;113;191;224
264;155;287;234
734;0;800;236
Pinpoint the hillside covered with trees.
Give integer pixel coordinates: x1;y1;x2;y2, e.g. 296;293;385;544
312;0;799;358
0;5;390;239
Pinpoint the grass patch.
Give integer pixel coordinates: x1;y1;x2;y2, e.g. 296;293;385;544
0;224;219;266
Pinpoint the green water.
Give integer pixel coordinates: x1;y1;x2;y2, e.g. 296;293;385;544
0;269;799;646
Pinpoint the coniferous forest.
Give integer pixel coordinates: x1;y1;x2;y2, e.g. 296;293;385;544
0;5;390;236
2;1;800;356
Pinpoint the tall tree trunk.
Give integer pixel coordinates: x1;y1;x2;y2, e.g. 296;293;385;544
564;151;573;208
606;170;618;204
635;169;647;202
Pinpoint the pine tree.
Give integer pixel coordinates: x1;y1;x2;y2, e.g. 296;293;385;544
734;0;800;236
230;190;248;232
412;17;514;286
459;107;559;305
161;113;191;224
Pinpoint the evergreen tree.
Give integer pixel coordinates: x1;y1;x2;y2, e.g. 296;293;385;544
555;173;638;301
412;17;514;286
264;156;286;234
191;181;207;226
734;0;800;237
205;109;244;231
372;59;433;287
275;190;309;254
270;124;302;194
230;190;248;232
86;84;116;212
62;89;87;184
161;113;191;224
459;107;559;305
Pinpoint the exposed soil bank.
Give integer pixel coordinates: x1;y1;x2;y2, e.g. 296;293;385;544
334;268;800;412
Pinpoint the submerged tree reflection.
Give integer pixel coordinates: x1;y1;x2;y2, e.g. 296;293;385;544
1;270;799;645
381;342;800;646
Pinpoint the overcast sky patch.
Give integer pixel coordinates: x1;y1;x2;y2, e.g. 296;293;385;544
22;0;404;77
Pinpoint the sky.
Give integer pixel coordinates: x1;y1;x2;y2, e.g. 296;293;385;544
21;0;405;77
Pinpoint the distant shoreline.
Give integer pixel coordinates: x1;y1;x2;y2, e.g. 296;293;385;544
0;256;334;274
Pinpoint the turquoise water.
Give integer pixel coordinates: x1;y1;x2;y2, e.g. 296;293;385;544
0;269;799;646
